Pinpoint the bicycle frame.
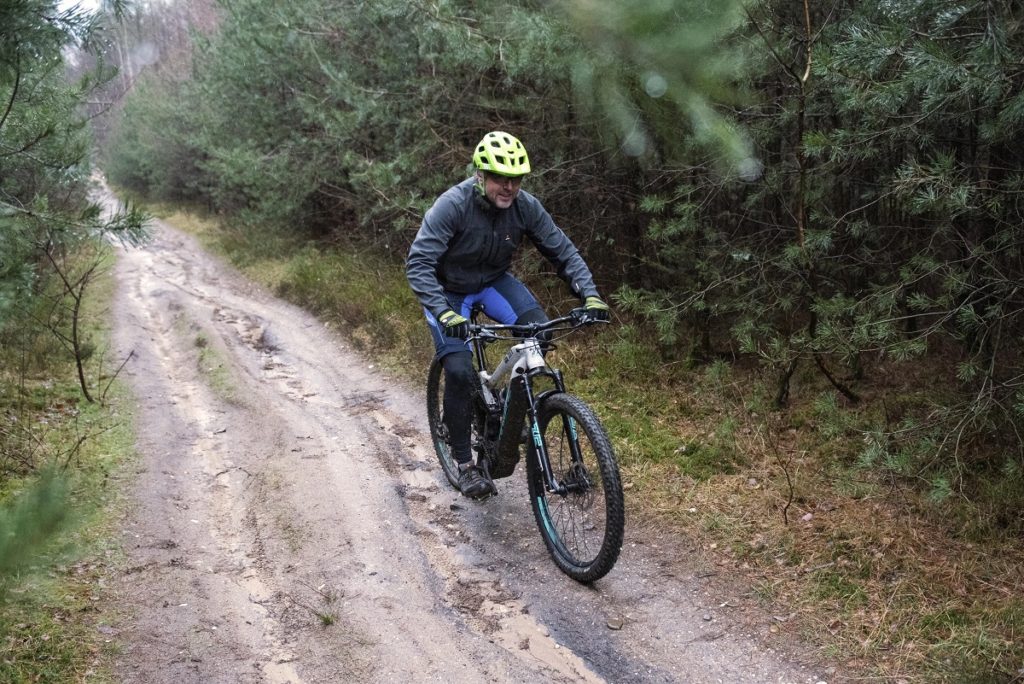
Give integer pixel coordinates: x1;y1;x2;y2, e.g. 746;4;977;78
469;316;583;493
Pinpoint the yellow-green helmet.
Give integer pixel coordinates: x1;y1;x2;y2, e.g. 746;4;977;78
472;131;531;176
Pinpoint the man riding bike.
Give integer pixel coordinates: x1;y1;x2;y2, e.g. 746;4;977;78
406;131;610;499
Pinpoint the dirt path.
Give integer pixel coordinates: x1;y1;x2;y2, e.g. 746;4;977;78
105;201;834;683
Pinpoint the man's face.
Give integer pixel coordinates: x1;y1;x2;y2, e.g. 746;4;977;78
479;171;523;209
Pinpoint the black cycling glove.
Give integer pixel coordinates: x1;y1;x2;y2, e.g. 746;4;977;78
582;296;610;323
438;310;470;339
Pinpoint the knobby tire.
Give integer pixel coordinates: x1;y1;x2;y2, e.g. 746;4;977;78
426;357;460;489
527;393;625;583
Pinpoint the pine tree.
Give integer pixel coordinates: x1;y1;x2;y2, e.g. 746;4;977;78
1;0;145;582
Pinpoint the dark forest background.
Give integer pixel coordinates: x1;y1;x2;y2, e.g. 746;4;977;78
95;0;1024;505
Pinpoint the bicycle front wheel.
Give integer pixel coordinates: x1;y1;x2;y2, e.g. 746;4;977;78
426;357;460;489
527;393;625;583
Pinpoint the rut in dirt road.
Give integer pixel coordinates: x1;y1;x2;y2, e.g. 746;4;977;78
107;205;835;683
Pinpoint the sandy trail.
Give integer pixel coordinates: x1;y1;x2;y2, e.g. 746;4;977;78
105;200;832;683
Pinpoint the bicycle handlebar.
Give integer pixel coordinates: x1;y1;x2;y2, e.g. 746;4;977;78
468;308;608;340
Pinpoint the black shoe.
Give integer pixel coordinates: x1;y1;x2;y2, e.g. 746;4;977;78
458;464;492;499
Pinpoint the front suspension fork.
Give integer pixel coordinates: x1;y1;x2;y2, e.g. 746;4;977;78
522;370;583;495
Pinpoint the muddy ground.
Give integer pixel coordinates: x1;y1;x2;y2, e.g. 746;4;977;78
104;199;837;683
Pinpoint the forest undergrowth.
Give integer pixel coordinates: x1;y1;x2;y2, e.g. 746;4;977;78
0;250;138;683
150;203;1024;683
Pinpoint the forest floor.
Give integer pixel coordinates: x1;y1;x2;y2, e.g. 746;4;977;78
98;193;842;682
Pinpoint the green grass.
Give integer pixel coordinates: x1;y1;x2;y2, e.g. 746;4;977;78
193;332;240;404
920;606;1024;682
0;600;101;682
811;570;868;610
0;245;137;683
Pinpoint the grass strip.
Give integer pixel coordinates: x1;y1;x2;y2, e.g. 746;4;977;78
0;247;138;683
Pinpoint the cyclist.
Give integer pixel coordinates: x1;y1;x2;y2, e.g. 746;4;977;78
406;130;610;499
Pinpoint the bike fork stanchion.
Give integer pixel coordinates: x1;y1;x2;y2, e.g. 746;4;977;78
521;379;566;495
563;415;588;472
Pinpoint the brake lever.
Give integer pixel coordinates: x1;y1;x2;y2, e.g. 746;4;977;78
471;327;500;341
570;307;610;326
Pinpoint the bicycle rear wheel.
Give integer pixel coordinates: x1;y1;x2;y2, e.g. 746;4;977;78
527;393;625;583
426;357;460;488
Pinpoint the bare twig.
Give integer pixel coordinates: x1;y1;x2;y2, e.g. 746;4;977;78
101;349;136;404
760;419;796;525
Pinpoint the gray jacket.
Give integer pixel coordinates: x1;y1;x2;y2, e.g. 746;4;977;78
406;178;600;318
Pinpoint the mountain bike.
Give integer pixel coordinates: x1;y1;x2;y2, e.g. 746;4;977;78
426;308;625;583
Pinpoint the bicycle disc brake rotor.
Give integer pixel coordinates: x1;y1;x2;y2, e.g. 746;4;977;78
562;463;595;507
